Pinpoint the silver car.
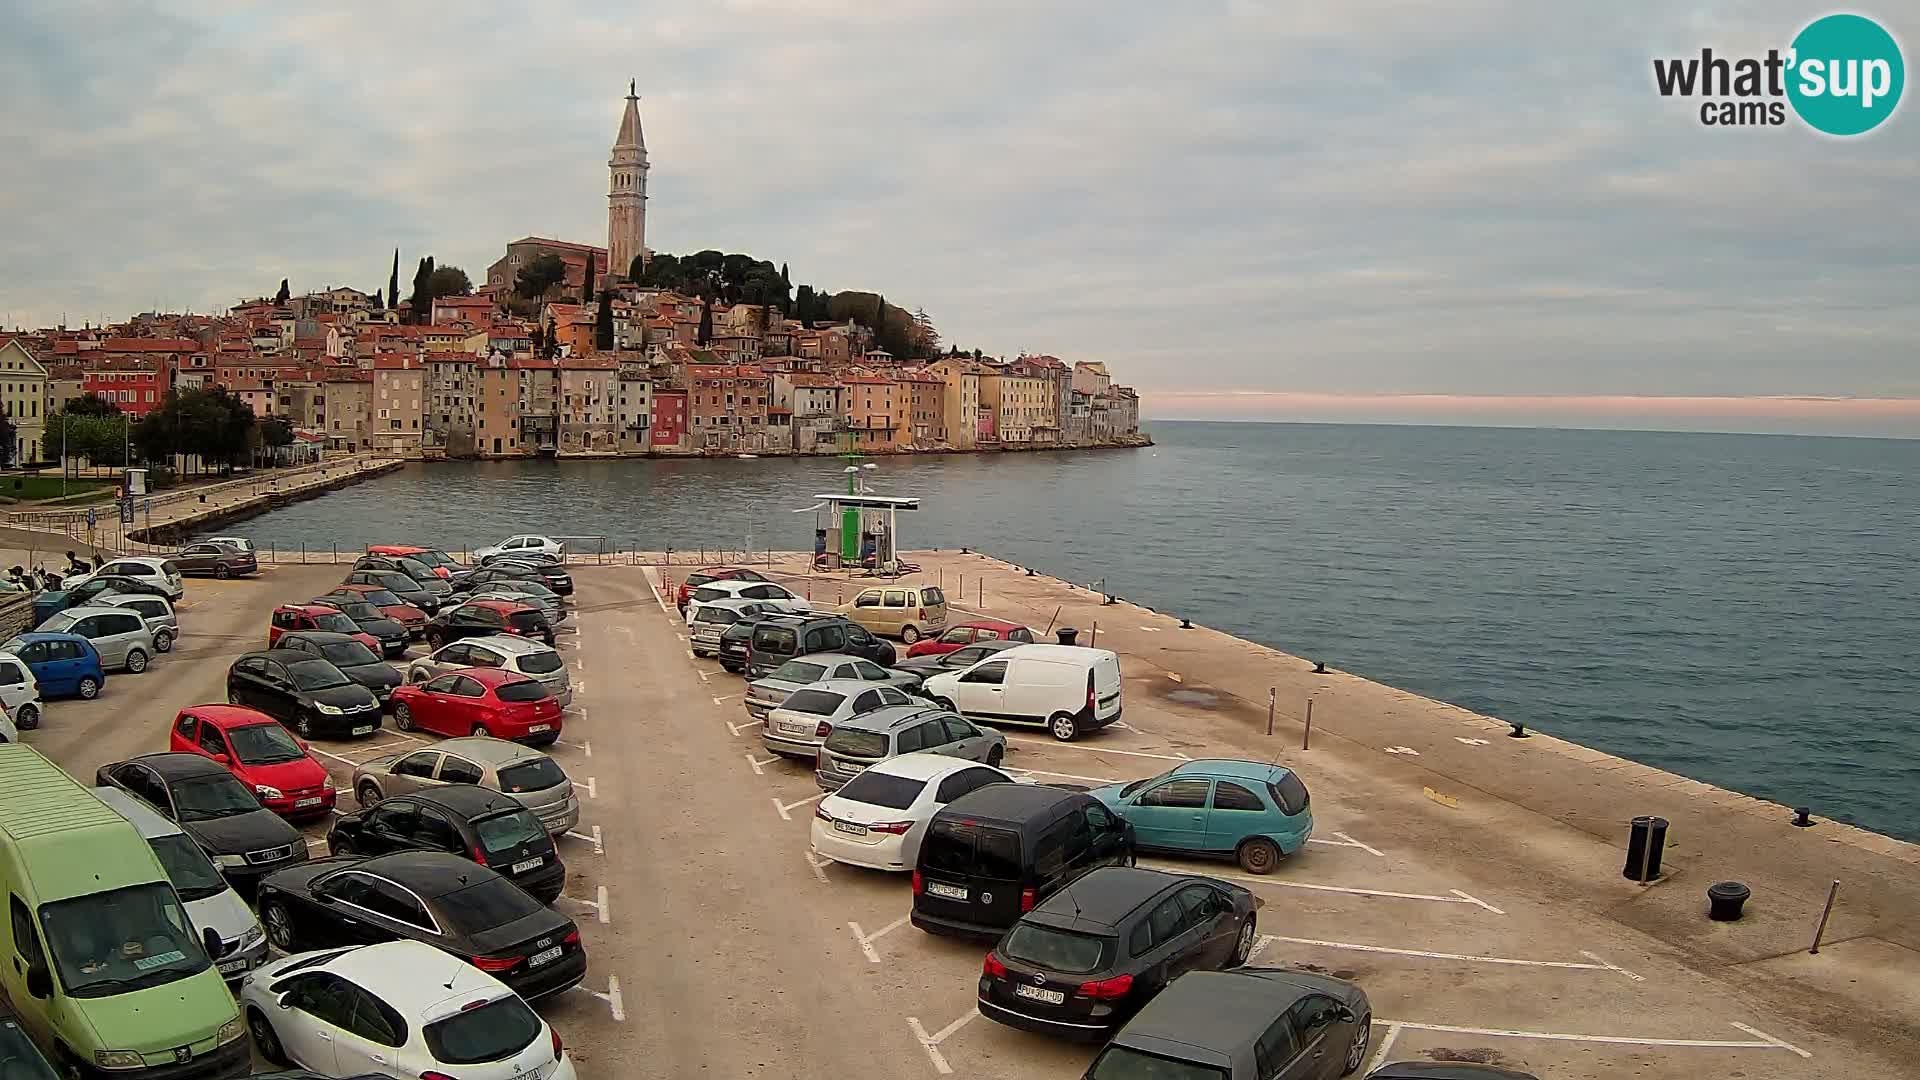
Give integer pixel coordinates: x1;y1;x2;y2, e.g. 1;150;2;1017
815;704;1006;791
745;654;924;721
98;592;179;653
36;605;156;673
350;736;581;834
763;678;918;759
406;636;572;707
689;599;773;657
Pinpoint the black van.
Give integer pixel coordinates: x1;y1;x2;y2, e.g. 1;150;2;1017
912;784;1134;940
745;614;896;677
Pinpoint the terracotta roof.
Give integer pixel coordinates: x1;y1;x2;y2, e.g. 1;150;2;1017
372;356;420;371
83;358;160;373
423;351;477;364
788;374;842;388
508;237;608;256
100;338;197;352
841;375;897;386
558;356;617;370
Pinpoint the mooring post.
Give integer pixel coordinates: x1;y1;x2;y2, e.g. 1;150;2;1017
1302;696;1313;749
1266;688;1276;737
1043;606;1061;635
1637;828;1656;884
1810;880;1840;953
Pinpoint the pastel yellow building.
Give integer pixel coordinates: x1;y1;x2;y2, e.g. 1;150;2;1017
0;339;50;463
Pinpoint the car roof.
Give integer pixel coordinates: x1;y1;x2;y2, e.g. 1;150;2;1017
1115;969;1323;1059
310;939;503;1004
367;544;426;554
54;605;145;619
99;591;170;606
1170;759;1298;784
124;751;231;780
106;556;169;569
691;566;752;574
463;598;535;613
695;597;770;612
941;782;1079;826
1028;866;1189;931
867;752;992;782
183;704;279;728
92;785;187;840
451;666;535;688
431;737;545;767
834;704;950;733
280;631;356;645
279;604;337;615
262;647;333;664
776;652;866;667
393;784;524;818
955;618;1025;632
993;643;1119;664
340;850;498;895
11;631;88;643
453;635;554;656
806;678;889;695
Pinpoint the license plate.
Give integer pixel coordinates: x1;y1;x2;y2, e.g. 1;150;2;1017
511;856;544;874
832;820;867;836
527;723;552;733
295;797;322;808
926;881;968;900
528;945;563;967
217;958;247;975
351;724;375;735
1015;983;1066;1005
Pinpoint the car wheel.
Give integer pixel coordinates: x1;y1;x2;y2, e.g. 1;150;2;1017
1048;711;1080;741
900;625;921;644
294;714;315;738
426;632;444;649
357;781;382;807
15;704;38;730
153;630;173;653
1232;917;1257;965
125;649;148;674
934;696;955;712
393;704;415;731
248;1008;289;1067
472;723;491;738
986;744;1004;767
721;661;742;673
1237;837;1281;875
329;836;353;856
1342;1012;1372;1075
261;899;297;951
214;564;231;580
78;677;100;699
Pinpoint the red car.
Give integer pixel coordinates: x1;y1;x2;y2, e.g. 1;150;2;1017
388;666;563;746
168;705;337;820
325;582;427;637
904;618;1038;658
676;566;768;612
366;543;461;580
269;604;383;654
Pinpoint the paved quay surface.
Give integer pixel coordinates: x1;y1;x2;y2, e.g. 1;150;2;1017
14;555;1913;1078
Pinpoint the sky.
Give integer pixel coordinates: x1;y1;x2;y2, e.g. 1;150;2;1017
2;1;1915;434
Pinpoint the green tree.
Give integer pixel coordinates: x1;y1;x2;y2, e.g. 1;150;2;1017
388;248;400;310
583;251;597;305
275;279;290;304
0;414;15;467
793;285;816;324
409;257;434;323
595;289;614;352
515;254;568;300
62;392;121;417
426;265;472;298
260;416;295;449
696;295;713;346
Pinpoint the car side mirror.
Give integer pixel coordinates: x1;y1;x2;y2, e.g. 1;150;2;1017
1336;1005;1358;1024
25;964;51;999
202;926;223;960
274;991;294;1011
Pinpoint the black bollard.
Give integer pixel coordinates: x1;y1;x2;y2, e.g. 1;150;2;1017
1179;617;1191;628
1624;816;1669;881
1509;721;1530;738
1792;808;1814;828
1056;628;1079;646
1312;660;1328;674
1707;881;1751;921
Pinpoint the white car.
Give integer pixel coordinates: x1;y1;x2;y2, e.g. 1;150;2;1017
684;580;811;626
475;534;563;564
0;701;17;744
811;753;1016;871
204;535;255;553
0;650;42;730
240;940;577;1080
922;643;1124;741
408;636;572;707
64;555;185;601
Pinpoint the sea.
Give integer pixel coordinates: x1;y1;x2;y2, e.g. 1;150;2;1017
218;421;1920;842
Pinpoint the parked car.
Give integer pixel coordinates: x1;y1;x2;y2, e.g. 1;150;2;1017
0;705;17;745
462;585;567;623
203;535;255;552
352;736;580;835
0;651;43;730
95;752;308;887
714;608;790;672
366;543;469;581
0;632;106;699
408;636;571;706
923;643;1125;741
323;584;428;637
343;569;442;613
425;598;555;648
36;604;156;673
98;592;178;652
254;851;587;1000
816;705;1005;790
484;553;574;596
328;786;565;903
762;678;918;760
979;866;1259;1041
744;613;898;677
685;580;810;625
0;1001;59;1080
303;597;411;657
689;598;773;656
811;754;1014;872
453;564;564;598
239;940;580;1080
30;573;169;625
169;705;337;819
912;783;1134;940
353;554;454;599
838;583;950;643
675;566;768;612
272;602;385;655
745;653;924;721
227;649;384;738
174;541;258;579
896;639;1023;679
92;785;270;981
474;534;564;564
1084;968;1373;1080
1092;760;1314;875
906;618;1035;658
62;555;185;600
273;631;404;704
390;667;563;746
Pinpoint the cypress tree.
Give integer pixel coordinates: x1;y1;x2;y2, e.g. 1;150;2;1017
583;251;597;305
697;296;713;346
388;249;400;311
275;279;289;304
594;289;614;352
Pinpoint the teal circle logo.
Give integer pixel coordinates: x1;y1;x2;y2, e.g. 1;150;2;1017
1787;14;1905;135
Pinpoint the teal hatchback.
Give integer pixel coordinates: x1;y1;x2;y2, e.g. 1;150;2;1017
1090;759;1312;874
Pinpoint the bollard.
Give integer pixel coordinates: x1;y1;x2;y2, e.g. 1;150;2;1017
1624;816;1668;882
1809;880;1839;953
1793;807;1814;828
977;579;983;608
1056;628;1078;646
1266;688;1276;737
1089;621;1098;648
1509;721;1530;738
1043;606;1061;635
1180;617;1192;629
1302;697;1314;749
1707;881;1751;921
1312;660;1328;674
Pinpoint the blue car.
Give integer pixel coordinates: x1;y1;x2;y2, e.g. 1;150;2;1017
0;632;107;699
1090;759;1313;875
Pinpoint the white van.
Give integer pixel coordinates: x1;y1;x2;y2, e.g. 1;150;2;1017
921;643;1123;741
91;785;269;981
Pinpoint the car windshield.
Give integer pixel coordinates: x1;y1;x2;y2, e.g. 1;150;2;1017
0;1017;57;1080
147;834;229;903
824;728;891;758
474;810;547;858
922;820;1021;880
423;995;542;1065
507;611;548;632
1120;771;1171;799
171;775;263;821
372;573;415;590
494;680;550;703
38;614;78;633
779;689;846;715
320;641;381;666
420;551;458;568
310;612;359;634
771;661;827;684
287;659;352;691
434;876;543;933
498;758;567;794
398;558;436;580
1087;1047;1227;1080
834;770;924;809
38;882;211;998
359;589;404;606
1003;923;1111;974
228;723;305;765
686;573;717;587
516;649;563;675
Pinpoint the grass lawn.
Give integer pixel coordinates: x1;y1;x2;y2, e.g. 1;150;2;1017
0;474;118;502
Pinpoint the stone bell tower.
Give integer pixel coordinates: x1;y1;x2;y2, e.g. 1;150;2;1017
607;80;649;282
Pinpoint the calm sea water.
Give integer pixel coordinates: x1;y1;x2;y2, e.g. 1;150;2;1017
222;422;1920;841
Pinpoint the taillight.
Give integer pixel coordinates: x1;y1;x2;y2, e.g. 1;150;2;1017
815;721;832;737
815;805;833;822
551;1025;564;1061
982;953;1007;979
869;821;914;835
912;869;924;895
1020;887;1037;912
563;928;581;946
918;608;926;620
470;844;488;866
471;954;519;972
1078;973;1134;1000
422;1073;457;1080
1086;671;1095;712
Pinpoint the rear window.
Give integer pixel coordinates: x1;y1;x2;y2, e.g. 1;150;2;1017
423;997;543;1065
696;608;738;624
920;587;946;606
160;561;181;576
508;611;549;632
824;728;891;759
1002;923;1111;974
1271;772;1310;816
495;680;551;703
434;876;543;932
498;758;567;794
834;770;925;809
922;820;1021;880
686;573;716;587
361;589;403;606
321;641;381;666
770;660;827;684
780;689;845;715
693;587;727;603
312;612;358;634
515;650;563;675
474;809;548;858
1087;1046;1226;1080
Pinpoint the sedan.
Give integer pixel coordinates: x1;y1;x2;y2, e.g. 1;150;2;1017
762;678;917;760
254;851;587;1001
343;569;441;614
452;565;558;597
351;737;580;835
174;542;258;579
1085;968;1372;1080
274;631;403;703
463;585;566;622
894;639;1022;679
811;754;1014;872
745;654;923;722
815;705;1005;791
322;585;427;638
239;940;580;1080
905;619;1035;659
96;752;308;886
390;668;563;746
328;786;565;903
227;649;384;739
306;597;411;658
474;534;563;563
425;599;554;648
169;705;337;820
979;867;1258;1042
271;603;384;656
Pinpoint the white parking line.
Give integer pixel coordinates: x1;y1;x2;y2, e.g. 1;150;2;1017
559;886;611;925
772;792;826;821
555;738;592;755
848;914;910;964
583;777;596;799
1004;736;1189;762
696;669;713;683
1377;1019;1809;1057
806;852;830;883
563;826;604;854
307;747;362;767
1260;935;1642;981
712;693;744;704
1142;861;1505;913
906;1011;980;1075
355;739;416;756
574;977;627;1022
387;732;429;745
727;718;760;736
745;753;781;776
1331;831;1385;858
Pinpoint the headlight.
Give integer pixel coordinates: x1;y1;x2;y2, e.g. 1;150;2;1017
322;776;336;791
94;1050;144;1069
213;853;247;868
315;702;343;715
254;784;284;800
238;924;264;949
217;1015;246;1045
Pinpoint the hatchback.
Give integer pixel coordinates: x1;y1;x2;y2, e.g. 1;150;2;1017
839;583;949;643
896;639;1022;679
240;940;579;1080
303;597;411;657
0;651;44;730
366;544;468;581
390;667;563;746
36;605;156;672
464;585;567;623
274;631;403;703
452;565;557;599
351;737;580;835
1084;968;1372;1080
31;573;170;625
744;653;924;722
906;618;1035;658
408;637;571;707
689;598;772;656
761;678;917;760
323;584;428;637
343;569;441;613
95;752;308;887
174;541;258;579
328;786;565;903
426;598;554;648
978;866;1258;1041
676;566;767;612
811;755;1014;872
716;610;785;672
686;579;810;625
227;649;384;738
169;705;337;820
744;614;897;677
98;592;178;652
68;555;185;600
1;632;106;699
1091;759;1313;875
816;705;1006;791
352;554;453;600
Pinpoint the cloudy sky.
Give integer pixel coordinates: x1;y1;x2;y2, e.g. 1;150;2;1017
3;1;1915;433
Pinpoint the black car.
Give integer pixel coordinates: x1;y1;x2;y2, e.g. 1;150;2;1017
275;631;404;703
453;564;567;597
95;752;307;887
342;569;441;613
1366;1065;1541;1080
913;784;1134;941
352;555;454;602
485;554;573;595
425;601;555;648
1084;968;1372;1080
896;639;1023;678
745;614;897;678
227;649;384;738
979;866;1258;1041
716;608;794;672
308;596;411;658
328;787;565;903
255;851;586;1000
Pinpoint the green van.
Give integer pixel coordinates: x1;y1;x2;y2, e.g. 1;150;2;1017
0;745;249;1080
